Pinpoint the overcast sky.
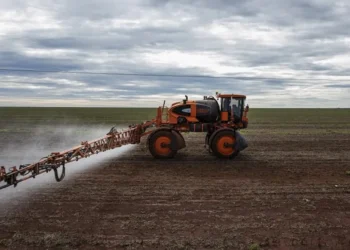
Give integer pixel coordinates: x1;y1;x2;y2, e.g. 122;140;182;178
0;0;349;107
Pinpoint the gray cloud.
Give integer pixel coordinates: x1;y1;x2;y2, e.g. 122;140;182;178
0;0;349;107
326;84;350;88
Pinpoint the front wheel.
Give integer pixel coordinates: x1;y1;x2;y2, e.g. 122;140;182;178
211;130;239;159
148;130;177;159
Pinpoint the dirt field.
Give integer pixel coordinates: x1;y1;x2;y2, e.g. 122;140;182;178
0;108;349;250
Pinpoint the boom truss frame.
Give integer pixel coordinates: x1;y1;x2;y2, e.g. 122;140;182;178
0;120;156;190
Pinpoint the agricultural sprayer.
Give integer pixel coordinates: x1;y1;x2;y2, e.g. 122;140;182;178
0;93;249;190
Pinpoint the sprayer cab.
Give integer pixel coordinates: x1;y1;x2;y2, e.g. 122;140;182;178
216;93;249;127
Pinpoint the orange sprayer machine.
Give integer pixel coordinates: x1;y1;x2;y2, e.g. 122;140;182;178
0;93;249;190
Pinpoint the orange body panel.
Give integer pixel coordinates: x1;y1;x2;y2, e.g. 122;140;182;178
168;101;199;124
221;112;228;121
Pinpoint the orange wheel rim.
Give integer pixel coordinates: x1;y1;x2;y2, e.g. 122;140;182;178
154;136;171;155
217;136;236;156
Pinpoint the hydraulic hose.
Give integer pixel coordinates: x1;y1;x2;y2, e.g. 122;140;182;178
53;161;65;182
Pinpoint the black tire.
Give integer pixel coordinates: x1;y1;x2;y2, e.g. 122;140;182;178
210;130;238;159
148;130;177;159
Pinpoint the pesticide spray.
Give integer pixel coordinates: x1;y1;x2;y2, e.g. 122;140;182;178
0;112;160;195
0;124;135;210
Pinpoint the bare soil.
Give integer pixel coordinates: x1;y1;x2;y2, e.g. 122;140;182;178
0;121;350;250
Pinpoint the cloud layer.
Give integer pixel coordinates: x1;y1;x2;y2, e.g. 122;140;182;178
0;0;349;107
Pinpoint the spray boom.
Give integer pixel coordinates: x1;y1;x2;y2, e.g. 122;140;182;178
0;121;154;190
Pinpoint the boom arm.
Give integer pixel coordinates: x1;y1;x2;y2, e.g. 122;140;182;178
0;120;156;190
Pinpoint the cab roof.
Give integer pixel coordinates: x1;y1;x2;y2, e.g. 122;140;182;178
217;94;246;98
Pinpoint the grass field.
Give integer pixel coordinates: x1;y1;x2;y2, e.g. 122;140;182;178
0;107;349;249
1;107;349;126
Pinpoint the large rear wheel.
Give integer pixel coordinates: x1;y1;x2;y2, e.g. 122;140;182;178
211;130;238;159
149;130;177;159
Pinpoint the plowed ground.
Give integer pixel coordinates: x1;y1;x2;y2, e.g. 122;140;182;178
1;109;350;250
